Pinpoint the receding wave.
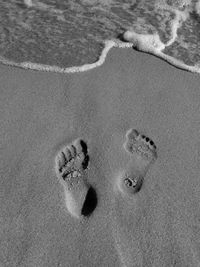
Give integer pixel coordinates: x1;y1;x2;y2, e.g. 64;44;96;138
0;0;200;73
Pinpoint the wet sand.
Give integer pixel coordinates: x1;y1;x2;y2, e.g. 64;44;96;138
1;48;200;266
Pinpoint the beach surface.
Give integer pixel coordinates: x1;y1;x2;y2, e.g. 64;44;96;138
1;48;200;267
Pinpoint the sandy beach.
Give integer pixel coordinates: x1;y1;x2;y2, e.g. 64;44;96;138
1;47;200;266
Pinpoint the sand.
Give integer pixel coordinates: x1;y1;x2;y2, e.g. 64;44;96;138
1;47;200;267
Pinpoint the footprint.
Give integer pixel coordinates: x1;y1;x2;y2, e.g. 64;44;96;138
124;129;157;166
55;138;97;218
116;166;144;197
116;129;157;197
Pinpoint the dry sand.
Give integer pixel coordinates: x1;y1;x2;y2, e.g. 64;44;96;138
1;47;200;267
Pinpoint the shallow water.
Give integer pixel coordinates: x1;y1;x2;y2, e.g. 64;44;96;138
0;0;200;72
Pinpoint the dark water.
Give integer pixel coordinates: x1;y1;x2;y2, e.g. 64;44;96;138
0;0;200;72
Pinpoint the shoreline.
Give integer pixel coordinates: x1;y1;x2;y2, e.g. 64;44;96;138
1;33;200;75
0;1;199;75
0;40;133;74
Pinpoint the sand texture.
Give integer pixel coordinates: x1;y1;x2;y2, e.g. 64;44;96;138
1;48;200;266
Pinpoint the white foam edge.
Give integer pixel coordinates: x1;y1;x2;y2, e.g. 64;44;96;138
123;30;165;52
0;39;132;74
0;31;199;74
195;0;200;15
155;50;200;74
123;30;200;74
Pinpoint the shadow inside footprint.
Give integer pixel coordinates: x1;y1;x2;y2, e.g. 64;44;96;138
82;155;90;170
81;186;97;217
80;139;88;155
